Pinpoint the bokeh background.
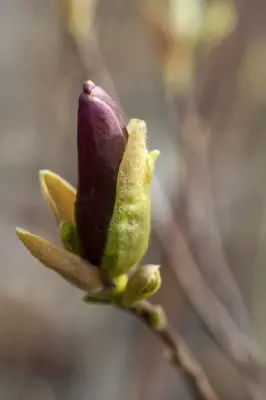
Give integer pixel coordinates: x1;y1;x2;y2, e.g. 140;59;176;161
0;0;266;399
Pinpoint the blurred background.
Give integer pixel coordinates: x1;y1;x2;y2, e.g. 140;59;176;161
0;0;266;399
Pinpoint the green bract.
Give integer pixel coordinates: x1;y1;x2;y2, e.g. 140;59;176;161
101;119;160;278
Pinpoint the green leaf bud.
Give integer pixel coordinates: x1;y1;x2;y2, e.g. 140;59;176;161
121;264;161;307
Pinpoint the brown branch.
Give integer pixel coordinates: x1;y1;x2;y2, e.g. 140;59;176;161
123;301;219;400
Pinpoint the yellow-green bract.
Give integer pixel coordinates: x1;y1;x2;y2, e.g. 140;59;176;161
101;119;160;278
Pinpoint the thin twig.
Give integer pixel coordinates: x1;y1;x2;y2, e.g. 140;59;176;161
122;301;219;400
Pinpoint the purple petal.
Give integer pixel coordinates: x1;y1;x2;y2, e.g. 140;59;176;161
75;81;127;266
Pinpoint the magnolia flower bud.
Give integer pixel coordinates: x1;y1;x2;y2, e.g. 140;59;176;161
121;265;161;307
75;81;128;266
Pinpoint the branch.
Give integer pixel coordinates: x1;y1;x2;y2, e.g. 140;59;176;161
16;228;220;399
123;301;219;400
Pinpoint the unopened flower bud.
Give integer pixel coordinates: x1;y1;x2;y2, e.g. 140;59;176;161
75;81;128;266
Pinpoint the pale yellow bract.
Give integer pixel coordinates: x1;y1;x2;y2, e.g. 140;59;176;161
16;228;102;293
39;170;76;225
16;170;102;294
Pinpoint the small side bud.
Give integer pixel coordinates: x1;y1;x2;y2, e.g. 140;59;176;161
60;220;81;255
121;265;161;307
148;305;167;330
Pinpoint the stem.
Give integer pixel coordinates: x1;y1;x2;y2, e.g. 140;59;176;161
123;301;219;400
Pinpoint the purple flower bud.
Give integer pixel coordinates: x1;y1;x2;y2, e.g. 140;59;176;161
75;81;128;266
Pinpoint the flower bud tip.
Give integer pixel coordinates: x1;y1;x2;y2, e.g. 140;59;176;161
83;80;95;95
